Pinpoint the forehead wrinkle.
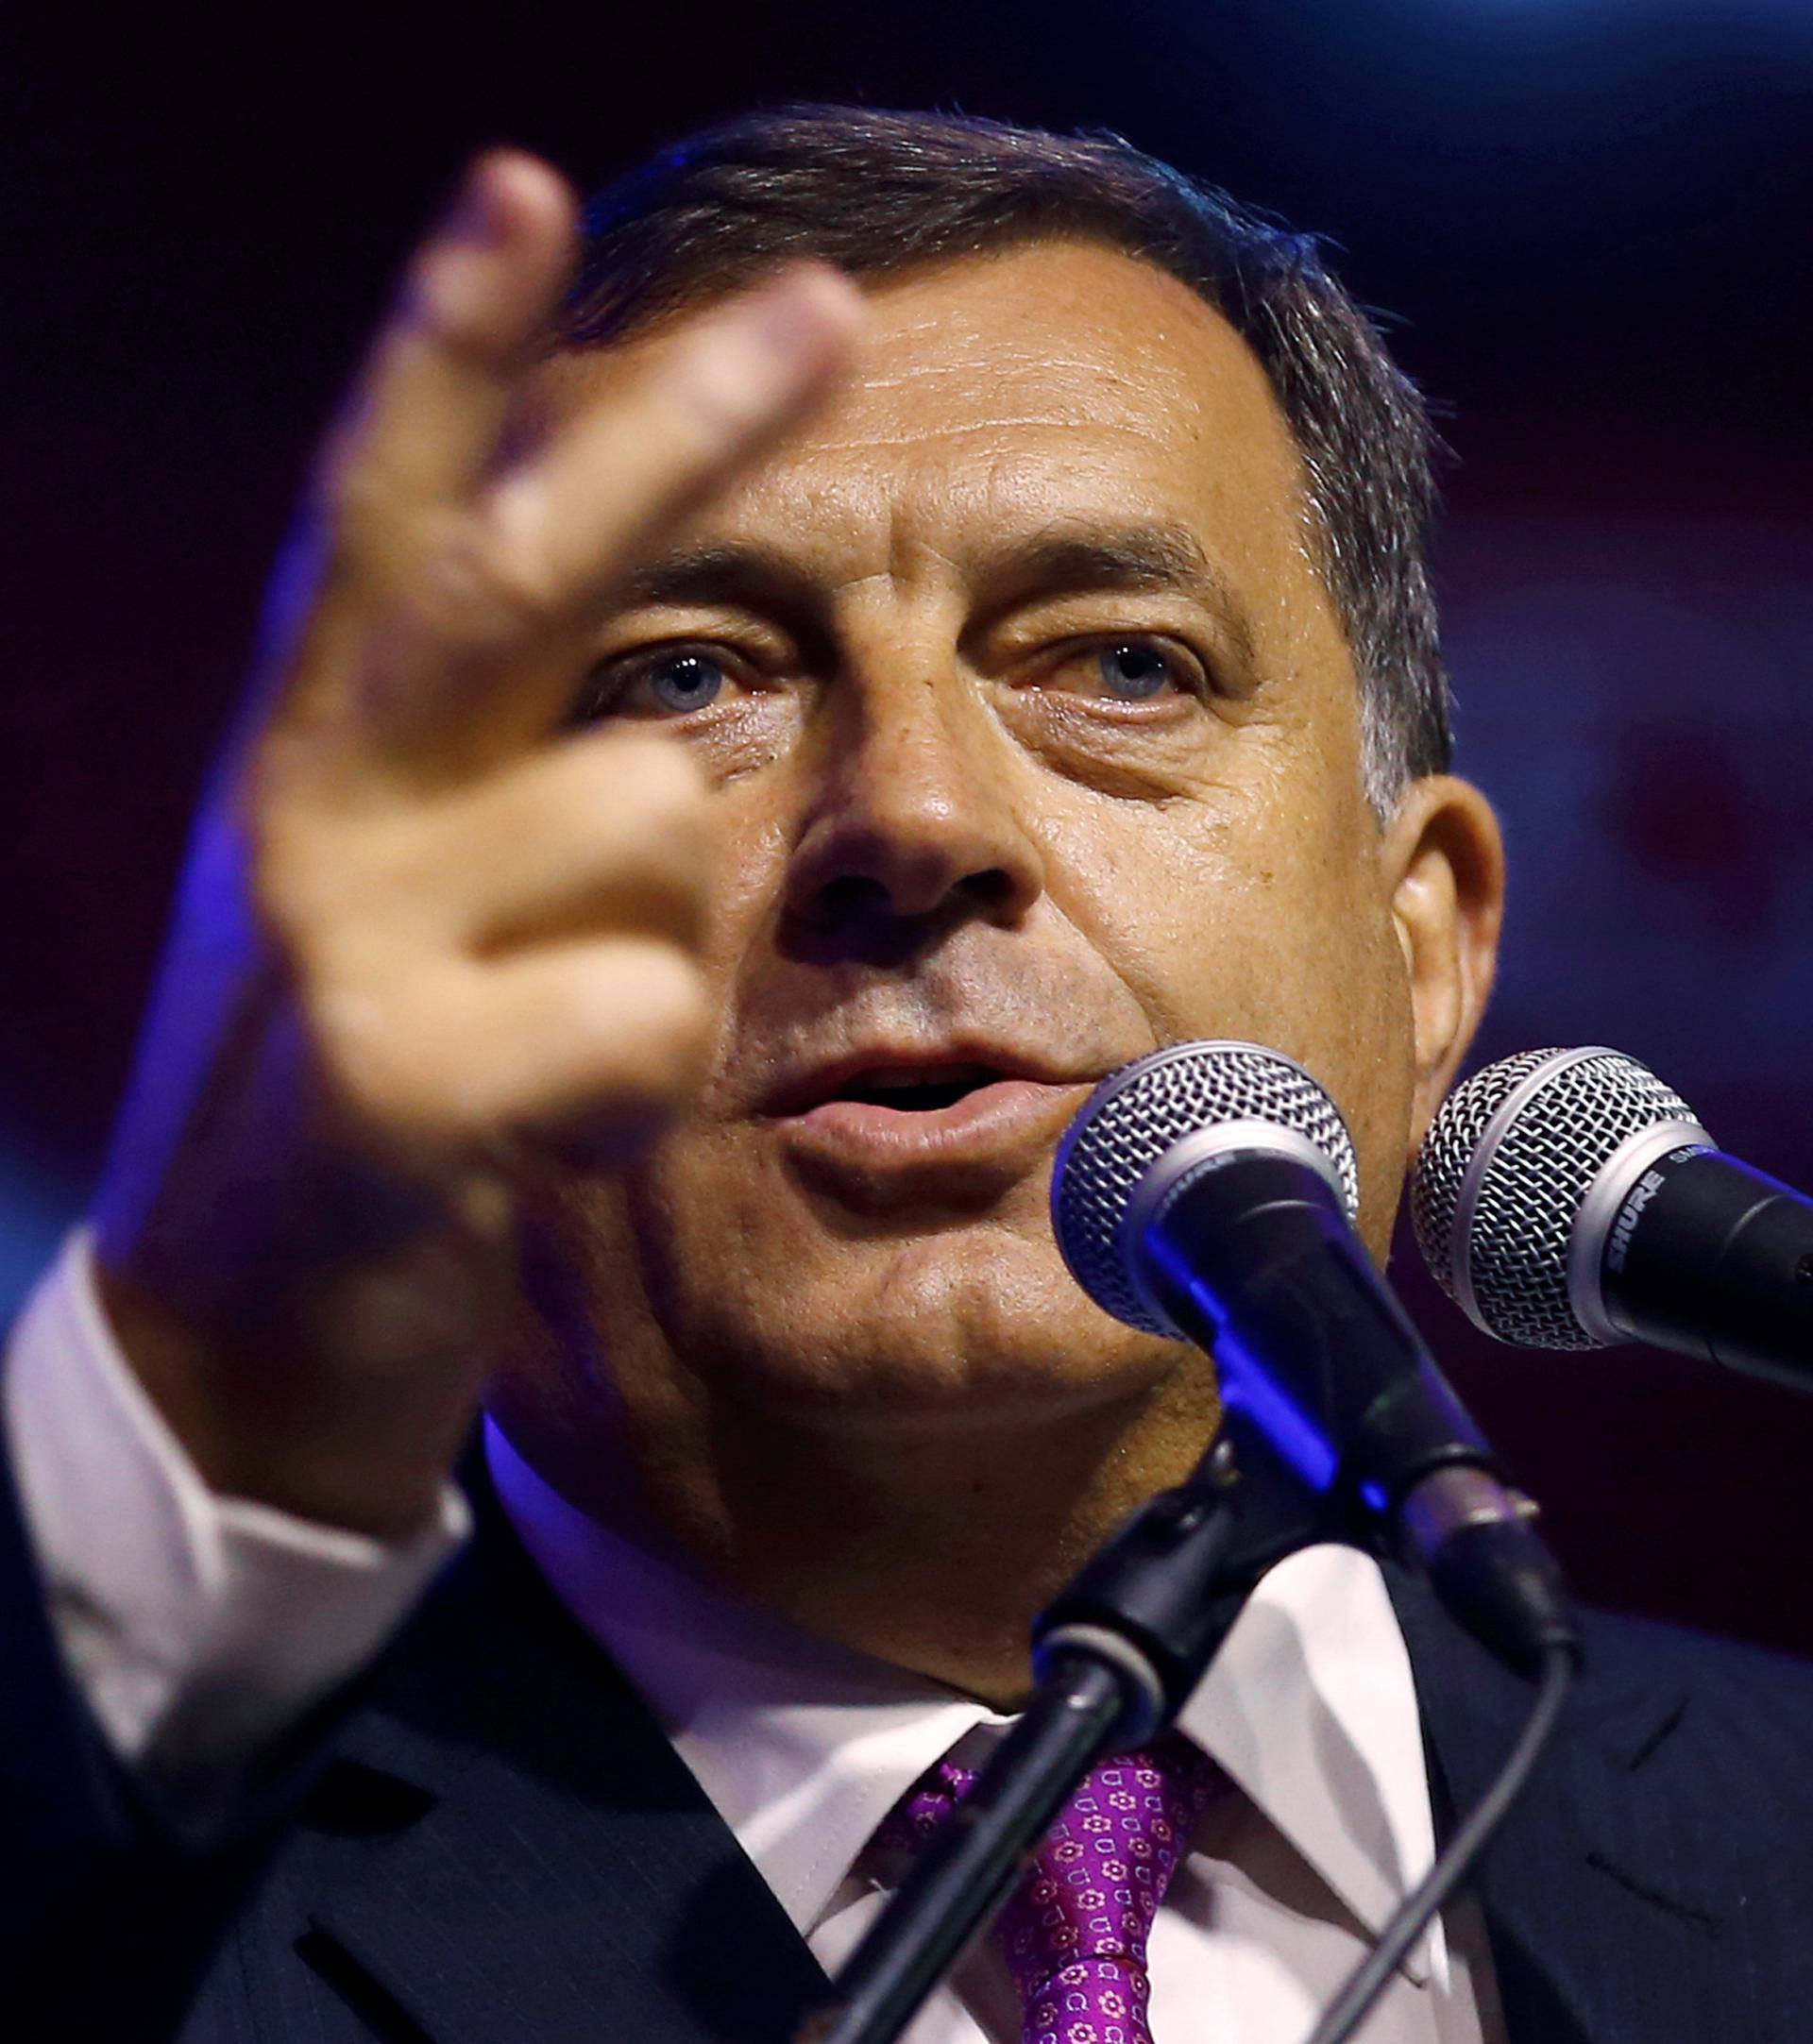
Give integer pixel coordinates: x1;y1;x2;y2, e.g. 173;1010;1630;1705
849;346;1195;392
665;453;1260;592
838;313;1207;445
832;355;1202;448
638;335;1309;648
800;416;1179;457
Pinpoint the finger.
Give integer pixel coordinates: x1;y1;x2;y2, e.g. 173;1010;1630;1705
320;151;576;551
381;262;863;768
501;261;864;597
253;151;576;774
429;730;714;952
323;939;712;1162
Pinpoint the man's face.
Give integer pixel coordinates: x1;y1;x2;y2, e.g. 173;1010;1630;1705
510;238;1430;1457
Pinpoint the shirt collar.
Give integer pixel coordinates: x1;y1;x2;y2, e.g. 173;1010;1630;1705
484;1418;1444;1982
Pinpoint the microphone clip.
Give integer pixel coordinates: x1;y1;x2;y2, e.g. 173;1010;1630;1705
1031;1430;1333;1746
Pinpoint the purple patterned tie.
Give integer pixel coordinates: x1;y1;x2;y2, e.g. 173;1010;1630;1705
875;1731;1228;2044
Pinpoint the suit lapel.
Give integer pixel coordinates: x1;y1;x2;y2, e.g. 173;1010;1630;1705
284;1504;827;2044
1389;1570;1740;2044
226;1480;1771;2044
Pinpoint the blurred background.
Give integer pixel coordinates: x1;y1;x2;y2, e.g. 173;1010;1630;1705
4;1;1810;1647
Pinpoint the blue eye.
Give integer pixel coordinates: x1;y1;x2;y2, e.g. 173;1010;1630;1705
1096;642;1179;700
646;651;726;713
573;647;737;724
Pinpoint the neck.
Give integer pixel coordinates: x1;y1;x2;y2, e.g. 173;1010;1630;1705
495;1362;1219;1709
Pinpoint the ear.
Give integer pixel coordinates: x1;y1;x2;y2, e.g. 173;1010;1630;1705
1381;775;1505;1156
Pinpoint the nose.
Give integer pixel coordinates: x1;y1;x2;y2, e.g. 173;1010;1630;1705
782;672;1045;942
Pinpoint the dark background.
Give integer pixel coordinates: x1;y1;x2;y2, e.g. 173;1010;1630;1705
4;2;1810;1648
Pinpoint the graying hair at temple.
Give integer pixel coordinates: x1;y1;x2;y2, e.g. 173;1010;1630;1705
560;104;1454;816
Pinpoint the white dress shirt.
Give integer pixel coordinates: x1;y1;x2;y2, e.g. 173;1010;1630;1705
3;1233;467;1797
5;1232;1505;2042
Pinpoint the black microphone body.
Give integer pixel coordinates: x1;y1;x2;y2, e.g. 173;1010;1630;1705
1136;1149;1486;1512
1134;1149;1574;1673
1599;1145;1813;1390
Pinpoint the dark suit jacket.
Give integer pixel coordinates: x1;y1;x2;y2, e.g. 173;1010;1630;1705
8;1435;1813;2044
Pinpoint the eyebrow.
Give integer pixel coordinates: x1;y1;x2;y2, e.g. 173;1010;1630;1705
612;545;815;615
612;520;1257;664
979;521;1261;676
988;518;1242;601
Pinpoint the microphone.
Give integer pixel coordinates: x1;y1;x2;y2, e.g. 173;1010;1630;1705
1414;1045;1813;1392
1051;1040;1575;1674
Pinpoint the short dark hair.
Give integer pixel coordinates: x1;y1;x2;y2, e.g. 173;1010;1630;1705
563;105;1452;809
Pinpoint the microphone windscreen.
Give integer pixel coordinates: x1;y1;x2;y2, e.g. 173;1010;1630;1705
1413;1047;1705;1348
1050;1039;1359;1335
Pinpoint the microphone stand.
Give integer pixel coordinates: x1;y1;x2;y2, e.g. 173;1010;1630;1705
799;1423;1331;2044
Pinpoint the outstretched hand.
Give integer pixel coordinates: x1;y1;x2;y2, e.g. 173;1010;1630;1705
92;152;862;1535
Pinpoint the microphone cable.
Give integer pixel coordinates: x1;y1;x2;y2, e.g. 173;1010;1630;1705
1300;1639;1577;2044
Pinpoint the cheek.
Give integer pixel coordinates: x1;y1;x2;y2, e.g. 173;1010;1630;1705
1039;764;1415;1212
691;791;797;1015
1033;760;1320;1044
1256;808;1417;1240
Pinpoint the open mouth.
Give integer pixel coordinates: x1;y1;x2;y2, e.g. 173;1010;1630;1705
763;1053;1088;1182
808;1063;1005;1114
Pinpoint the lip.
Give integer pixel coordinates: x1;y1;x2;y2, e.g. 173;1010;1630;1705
761;1044;1086;1119
765;1073;1097;1197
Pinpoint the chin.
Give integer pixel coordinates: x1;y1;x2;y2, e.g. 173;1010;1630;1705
643;1219;1185;1438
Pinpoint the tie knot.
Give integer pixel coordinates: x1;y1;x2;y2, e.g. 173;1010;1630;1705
874;1731;1228;2044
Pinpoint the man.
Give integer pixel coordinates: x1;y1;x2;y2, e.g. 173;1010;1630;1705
4;106;1810;2044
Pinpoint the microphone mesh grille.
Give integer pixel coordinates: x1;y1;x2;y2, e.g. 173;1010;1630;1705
1412;1048;1699;1348
1051;1040;1359;1335
1409;1048;1559;1283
